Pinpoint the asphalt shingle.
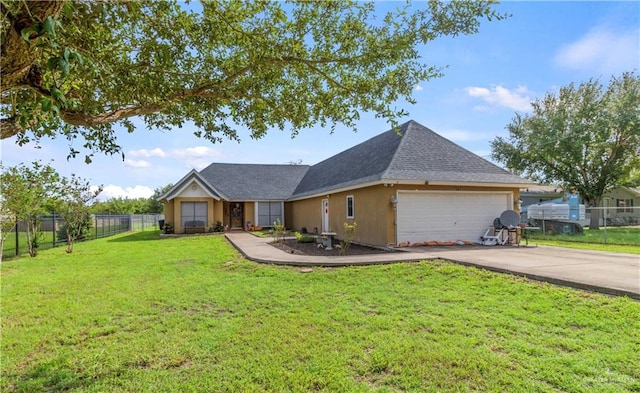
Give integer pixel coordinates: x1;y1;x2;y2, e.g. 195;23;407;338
199;163;310;200
168;120;528;201
292;120;528;198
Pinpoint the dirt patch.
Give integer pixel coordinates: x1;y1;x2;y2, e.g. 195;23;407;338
270;239;395;256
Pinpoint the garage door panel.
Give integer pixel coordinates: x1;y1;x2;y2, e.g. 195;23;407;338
396;191;511;243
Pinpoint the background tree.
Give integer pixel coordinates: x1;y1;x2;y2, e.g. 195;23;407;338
0;161;60;256
1;0;506;162
90;191;169;215
149;184;173;214
491;72;640;229
90;197;132;215
0;194;16;259
620;159;640;187
54;174;102;253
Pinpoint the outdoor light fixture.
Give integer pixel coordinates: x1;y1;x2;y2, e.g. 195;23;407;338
390;195;398;209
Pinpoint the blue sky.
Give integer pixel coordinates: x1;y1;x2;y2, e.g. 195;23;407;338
1;1;638;200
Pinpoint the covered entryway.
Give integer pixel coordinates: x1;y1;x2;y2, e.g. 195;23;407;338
230;202;244;229
396;190;513;243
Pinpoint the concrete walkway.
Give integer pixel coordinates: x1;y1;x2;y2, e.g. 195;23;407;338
225;232;640;299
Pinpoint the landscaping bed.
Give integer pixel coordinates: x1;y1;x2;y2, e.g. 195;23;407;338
270;238;394;256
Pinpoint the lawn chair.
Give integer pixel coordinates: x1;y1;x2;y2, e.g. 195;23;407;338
480;218;507;246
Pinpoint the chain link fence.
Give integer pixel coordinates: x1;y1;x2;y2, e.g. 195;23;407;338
2;213;163;259
527;206;639;245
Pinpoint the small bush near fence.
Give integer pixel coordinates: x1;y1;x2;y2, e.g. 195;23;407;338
2;214;163;259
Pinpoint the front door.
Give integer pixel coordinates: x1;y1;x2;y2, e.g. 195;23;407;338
231;202;243;229
321;199;329;233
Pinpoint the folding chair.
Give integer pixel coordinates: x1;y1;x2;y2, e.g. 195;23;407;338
480;218;507;246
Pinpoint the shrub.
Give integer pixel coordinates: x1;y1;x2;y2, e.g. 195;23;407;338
295;232;315;243
340;221;357;255
272;219;286;243
211;221;224;233
57;214;93;242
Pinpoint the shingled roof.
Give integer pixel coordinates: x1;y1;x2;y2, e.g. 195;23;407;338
291;120;530;198
161;120;529;202
199;163;310;200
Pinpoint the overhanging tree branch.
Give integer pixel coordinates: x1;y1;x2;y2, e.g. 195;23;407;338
1;0;508;158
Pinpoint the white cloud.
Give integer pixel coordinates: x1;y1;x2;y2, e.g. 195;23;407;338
553;26;639;75
124;145;226;168
98;184;155;200
124;159;151;169
415;84;424;92
128;148;166;158
171;146;224;158
185;158;212;170
438;129;492;142
466;85;532;112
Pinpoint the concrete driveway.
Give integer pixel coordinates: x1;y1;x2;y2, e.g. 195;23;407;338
407;245;639;299
225;232;639;299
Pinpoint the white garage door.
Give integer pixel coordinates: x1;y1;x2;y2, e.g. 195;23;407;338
396;191;512;243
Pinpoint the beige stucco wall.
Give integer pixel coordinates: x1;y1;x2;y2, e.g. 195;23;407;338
289;185;395;247
290;184;521;247
165;197;217;234
161;183;521;241
289;197;322;234
284;203;294;229
244;202;255;228
213;200;223;226
162;201;174;227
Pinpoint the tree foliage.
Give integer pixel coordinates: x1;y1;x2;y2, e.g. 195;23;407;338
90;184;172;215
1;0;506;161
0;161;60;256
0;161;102;255
491;72;640;229
54;174;102;253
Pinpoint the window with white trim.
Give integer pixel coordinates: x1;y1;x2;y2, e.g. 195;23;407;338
346;195;355;219
617;198;634;213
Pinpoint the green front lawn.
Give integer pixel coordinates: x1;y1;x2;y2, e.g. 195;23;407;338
2;231;638;392
530;226;640;254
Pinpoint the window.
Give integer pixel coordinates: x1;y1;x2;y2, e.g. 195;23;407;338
257;202;283;226
346;195;355;219
181;202;207;227
617;198;634;213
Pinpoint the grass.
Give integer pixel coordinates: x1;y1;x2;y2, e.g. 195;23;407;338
530;226;640;254
2;231;56;258
2;231;639;392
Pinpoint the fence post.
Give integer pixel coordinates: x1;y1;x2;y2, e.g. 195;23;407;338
603;206;607;244
52;212;56;247
15;218;19;257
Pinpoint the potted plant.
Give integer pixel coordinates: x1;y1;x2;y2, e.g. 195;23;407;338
163;222;174;234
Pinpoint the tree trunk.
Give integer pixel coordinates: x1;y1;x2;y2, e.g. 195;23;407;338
66;227;74;253
26;219;37;257
589;209;600;230
587;197;602;230
1;0;66;93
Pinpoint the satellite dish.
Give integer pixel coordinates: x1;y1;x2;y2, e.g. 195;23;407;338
500;210;520;227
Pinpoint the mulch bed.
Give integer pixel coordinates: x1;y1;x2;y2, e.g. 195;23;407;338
270;239;395;256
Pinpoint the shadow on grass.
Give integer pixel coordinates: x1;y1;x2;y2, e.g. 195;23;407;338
7;364;95;393
106;230;161;243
